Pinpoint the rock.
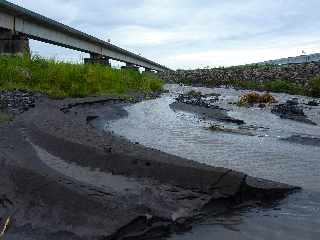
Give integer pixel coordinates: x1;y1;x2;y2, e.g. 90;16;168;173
240;176;300;202
258;103;266;108
0;89;36;114
175;91;220;108
218;118;245;125
157;62;320;89
306;100;319;106
170;101;245;125
272;103;304;116
286;98;299;106
271;102;317;125
209;125;255;136
281;135;320;147
86;115;99;123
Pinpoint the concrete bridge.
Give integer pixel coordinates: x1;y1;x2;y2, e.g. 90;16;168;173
0;0;170;72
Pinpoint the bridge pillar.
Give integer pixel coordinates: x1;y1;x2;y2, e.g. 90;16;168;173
84;53;111;66
0;28;30;56
144;67;154;73
121;62;139;71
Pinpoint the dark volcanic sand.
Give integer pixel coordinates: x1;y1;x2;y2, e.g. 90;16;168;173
0;94;298;239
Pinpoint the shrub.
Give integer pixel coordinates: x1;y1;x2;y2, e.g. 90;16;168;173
238;92;277;106
260;93;277;103
309;76;320;97
264;80;305;95
229;79;306;96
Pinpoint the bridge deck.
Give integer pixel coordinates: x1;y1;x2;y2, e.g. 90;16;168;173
0;0;169;71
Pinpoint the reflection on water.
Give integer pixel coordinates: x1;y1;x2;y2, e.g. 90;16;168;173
107;84;320;240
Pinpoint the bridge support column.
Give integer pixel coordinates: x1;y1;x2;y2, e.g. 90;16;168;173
121;62;139;71
0;28;30;56
84;53;111;66
144;67;154;73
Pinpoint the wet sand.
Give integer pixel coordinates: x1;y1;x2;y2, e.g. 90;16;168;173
0;93;298;239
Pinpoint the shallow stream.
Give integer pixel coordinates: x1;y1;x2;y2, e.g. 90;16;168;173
107;84;320;240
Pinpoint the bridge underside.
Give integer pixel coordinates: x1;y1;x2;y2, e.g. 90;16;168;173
0;28;150;72
0;0;169;71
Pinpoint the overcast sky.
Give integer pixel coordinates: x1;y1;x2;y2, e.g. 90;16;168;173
9;0;320;69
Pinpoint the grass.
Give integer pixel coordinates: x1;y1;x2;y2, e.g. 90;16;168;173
0;55;164;98
228;79;308;96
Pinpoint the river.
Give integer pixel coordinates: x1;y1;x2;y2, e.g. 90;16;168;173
106;84;320;240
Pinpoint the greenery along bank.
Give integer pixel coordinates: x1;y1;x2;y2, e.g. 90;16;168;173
0;55;164;98
158;63;320;97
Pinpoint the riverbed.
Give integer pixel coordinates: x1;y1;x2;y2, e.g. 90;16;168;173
107;84;320;240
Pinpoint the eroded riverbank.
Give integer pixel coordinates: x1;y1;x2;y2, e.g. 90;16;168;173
0;89;303;239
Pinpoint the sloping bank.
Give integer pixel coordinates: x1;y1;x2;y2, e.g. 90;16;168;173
0;92;299;240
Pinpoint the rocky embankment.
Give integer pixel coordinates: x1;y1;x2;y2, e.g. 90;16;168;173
158;62;320;87
0;90;299;239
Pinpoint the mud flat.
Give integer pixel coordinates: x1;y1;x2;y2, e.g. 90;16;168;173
0;92;299;239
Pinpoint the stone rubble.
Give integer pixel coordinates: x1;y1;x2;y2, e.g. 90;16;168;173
158;62;320;87
271;99;317;125
0;89;36;114
175;91;221;109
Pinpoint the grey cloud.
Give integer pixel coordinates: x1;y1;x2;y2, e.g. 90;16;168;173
9;0;320;69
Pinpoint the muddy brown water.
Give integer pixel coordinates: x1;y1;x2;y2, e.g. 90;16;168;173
107;84;320;240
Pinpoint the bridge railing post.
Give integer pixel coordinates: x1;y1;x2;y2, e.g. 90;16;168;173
0;28;30;56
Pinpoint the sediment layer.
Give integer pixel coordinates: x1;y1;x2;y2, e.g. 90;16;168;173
0;93;299;239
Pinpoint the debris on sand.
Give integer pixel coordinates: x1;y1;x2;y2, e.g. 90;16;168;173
0;216;11;238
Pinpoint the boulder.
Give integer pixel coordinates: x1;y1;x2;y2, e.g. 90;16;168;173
271;101;316;125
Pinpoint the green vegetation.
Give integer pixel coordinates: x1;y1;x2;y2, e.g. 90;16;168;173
264;80;306;95
0;55;164;98
309;76;320;97
228;79;307;96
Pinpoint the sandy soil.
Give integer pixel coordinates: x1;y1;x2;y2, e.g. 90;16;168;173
0;94;298;239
